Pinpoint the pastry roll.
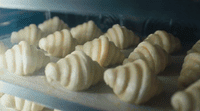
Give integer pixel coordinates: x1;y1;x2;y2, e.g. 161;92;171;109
171;80;200;111
39;29;77;58
0;41;50;76
70;20;103;45
45;51;104;91
0;94;44;111
104;24;140;49
38;16;69;37
145;30;181;54
104;59;162;104
187;40;200;54
178;52;200;88
75;35;125;67
11;24;43;46
123;41;170;75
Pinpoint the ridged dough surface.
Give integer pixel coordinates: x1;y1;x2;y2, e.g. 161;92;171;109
104;24;140;49
0;41;8;54
70;20;103;45
75;35;125;67
104;59;162;104
171;80;200;111
123;41;170;75
187;40;200;54
178;52;200;88
38;16;69;37
39;29;77;58
45;51;104;91
0;41;50;76
0;94;44;111
145;30;181;54
11;24;43;46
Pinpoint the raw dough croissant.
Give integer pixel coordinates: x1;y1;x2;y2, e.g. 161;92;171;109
171;80;200;111
123;41;170;75
178;52;200;88
11;24;43;46
0;41;50;76
39;29;77;58
145;30;181;54
70;20;103;45
187;40;200;54
104;59;163;104
104;24;140;49
45;51;104;91
75;35;125;67
0;94;44;111
38;16;69;37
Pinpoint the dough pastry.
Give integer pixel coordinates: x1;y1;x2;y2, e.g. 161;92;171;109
75;35;125;67
11;24;43;46
38;16;69;37
178;52;200;88
104;24;140;49
104;59;162;104
0;41;8;54
123;41;170;75
187;40;200;54
0;41;50;76
145;30;181;54
70;20;103;45
45;51;104;91
39;29;77;58
0;94;44;111
171;80;200;111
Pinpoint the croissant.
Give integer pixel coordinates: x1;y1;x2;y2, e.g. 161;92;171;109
11;24;43;46
39;29;77;58
104;59;162;104
104;24;140;49
38;16;69;37
75;35;125;67
145;30;181;54
187;40;200;54
171;80;200;111
70;20;103;45
0;94;44;111
178;52;200;88
45;51;104;91
0;41;50;76
123;41;170;75
0;41;8;54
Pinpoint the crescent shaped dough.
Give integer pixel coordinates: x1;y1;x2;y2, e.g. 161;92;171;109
39;29;77;58
123;41;170;75
70;20;103;45
178;52;200;88
11;24;43;46
145;30;181;54
0;41;50;76
187;40;200;54
38;16;69;37
75;35;125;67
45;51;104;91
171;80;200;111
104;24;140;49
0;94;44;111
104;59;162;104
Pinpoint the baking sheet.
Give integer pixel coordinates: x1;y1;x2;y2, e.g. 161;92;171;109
0;36;185;111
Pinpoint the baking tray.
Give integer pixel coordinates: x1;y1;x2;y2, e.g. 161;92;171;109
0;35;185;111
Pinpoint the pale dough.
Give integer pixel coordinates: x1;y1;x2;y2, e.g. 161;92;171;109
0;41;50;76
171;80;200;111
104;59;163;104
39;29;77;58
75;35;125;67
11;24;43;46
38;16;69;37
187;40;200;54
145;30;181;54
45;51;104;91
104;24;140;49
0;41;8;54
70;20;103;45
